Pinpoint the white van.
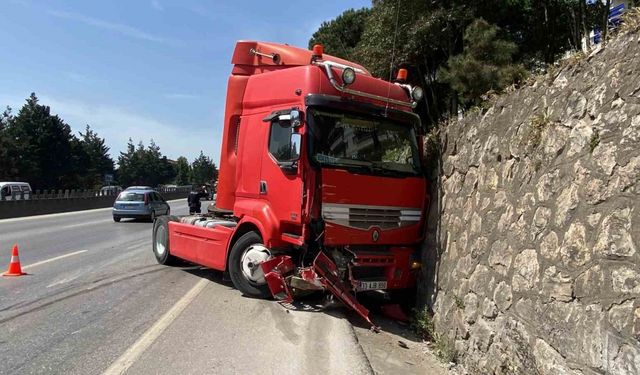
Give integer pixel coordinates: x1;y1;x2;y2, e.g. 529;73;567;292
0;182;33;200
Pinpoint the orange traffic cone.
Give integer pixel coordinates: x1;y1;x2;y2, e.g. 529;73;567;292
3;244;27;277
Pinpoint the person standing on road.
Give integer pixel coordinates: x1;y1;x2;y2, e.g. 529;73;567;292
188;186;208;214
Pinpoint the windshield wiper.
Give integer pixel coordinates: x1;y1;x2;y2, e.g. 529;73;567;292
371;163;418;177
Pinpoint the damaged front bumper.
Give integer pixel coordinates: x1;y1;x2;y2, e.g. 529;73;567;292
260;252;381;331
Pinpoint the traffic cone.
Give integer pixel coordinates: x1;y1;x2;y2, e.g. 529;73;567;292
2;244;27;277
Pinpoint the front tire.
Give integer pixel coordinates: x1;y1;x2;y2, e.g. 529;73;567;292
153;216;179;266
113;216;121;222
228;231;271;299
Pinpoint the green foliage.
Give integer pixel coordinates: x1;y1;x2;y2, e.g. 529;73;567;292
190;151;218;185
411;306;435;340
4;94;83;189
79;125;115;189
0;94;117;189
439;19;527;107
411;307;458;364
310;0;606;128
308;8;371;61
175;156;191;185
0;107;15;180
525;108;552;149
116;139;175;187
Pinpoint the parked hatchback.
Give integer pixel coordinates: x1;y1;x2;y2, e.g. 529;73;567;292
112;189;169;222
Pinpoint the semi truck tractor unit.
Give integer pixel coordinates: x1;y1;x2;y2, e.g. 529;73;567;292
152;41;428;328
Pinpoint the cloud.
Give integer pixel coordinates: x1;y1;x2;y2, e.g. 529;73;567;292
49;10;179;45
151;1;164;11
164;93;199;99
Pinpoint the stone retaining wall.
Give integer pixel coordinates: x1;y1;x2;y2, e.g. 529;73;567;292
429;30;640;374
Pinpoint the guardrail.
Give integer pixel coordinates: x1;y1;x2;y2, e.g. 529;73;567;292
0;187;191;219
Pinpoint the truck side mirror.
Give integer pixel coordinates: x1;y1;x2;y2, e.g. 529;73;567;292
290;133;301;161
290;109;302;128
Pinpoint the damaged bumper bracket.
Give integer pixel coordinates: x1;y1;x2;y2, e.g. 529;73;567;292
313;252;379;331
260;252;379;331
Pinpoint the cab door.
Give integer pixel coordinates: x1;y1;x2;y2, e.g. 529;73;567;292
260;111;304;235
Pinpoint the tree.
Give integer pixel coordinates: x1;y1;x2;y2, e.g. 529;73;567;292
438;19;526;107
6;93;79;189
116;138;175;187
175;156;191;185
308;7;371;61
0;107;14;180
309;0;610;128
79;125;115;188
190;151;217;185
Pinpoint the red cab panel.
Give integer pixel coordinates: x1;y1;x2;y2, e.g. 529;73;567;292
168;222;233;271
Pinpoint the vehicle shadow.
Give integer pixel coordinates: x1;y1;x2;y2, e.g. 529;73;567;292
176;264;424;344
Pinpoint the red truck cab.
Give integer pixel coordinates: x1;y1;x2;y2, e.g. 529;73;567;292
152;41;428;327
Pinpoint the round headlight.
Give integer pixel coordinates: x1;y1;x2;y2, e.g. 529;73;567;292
342;67;356;85
411;86;424;102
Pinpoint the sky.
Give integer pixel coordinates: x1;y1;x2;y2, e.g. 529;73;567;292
0;0;370;164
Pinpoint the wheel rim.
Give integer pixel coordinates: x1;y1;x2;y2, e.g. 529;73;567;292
155;225;166;256
240;244;271;285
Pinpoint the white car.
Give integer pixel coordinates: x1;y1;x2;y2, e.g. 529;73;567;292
0;182;32;200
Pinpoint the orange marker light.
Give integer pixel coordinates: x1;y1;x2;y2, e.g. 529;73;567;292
396;68;408;81
312;44;324;58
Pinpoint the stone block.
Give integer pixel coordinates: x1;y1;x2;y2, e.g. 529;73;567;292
594;208;636;258
512;249;540;292
560;223;591;268
542;266;574;302
494;281;513;312
612;267;640;294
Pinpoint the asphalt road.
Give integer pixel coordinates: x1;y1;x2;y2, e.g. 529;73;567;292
0;200;374;375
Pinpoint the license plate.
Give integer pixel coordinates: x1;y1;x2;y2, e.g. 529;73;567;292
357;280;387;291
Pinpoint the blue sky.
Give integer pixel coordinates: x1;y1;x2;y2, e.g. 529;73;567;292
0;0;370;164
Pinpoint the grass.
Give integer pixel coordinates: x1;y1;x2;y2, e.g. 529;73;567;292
411;307;458;364
454;295;465;309
589;129;600;153
423;127;441;174
523;108;552;149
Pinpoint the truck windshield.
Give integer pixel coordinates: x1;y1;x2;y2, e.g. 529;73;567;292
309;109;421;176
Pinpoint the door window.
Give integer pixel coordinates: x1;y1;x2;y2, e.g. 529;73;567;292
268;121;294;162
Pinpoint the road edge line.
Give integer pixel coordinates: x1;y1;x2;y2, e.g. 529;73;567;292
102;278;209;375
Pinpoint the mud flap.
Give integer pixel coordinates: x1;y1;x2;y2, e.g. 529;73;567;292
313;252;380;331
260;256;295;303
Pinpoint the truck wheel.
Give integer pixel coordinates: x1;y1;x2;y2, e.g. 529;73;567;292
153;216;179;266
228;231;271;299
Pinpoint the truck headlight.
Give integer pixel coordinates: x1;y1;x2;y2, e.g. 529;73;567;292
411;86;424;102
342;67;356;86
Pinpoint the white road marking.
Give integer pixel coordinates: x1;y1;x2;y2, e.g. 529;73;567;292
22;250;89;270
102;278;209;375
47;274;81;288
0;198;187;223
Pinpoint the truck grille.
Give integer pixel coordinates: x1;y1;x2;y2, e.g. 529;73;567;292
322;203;421;231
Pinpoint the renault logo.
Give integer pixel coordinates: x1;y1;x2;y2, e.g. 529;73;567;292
372;229;380;242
